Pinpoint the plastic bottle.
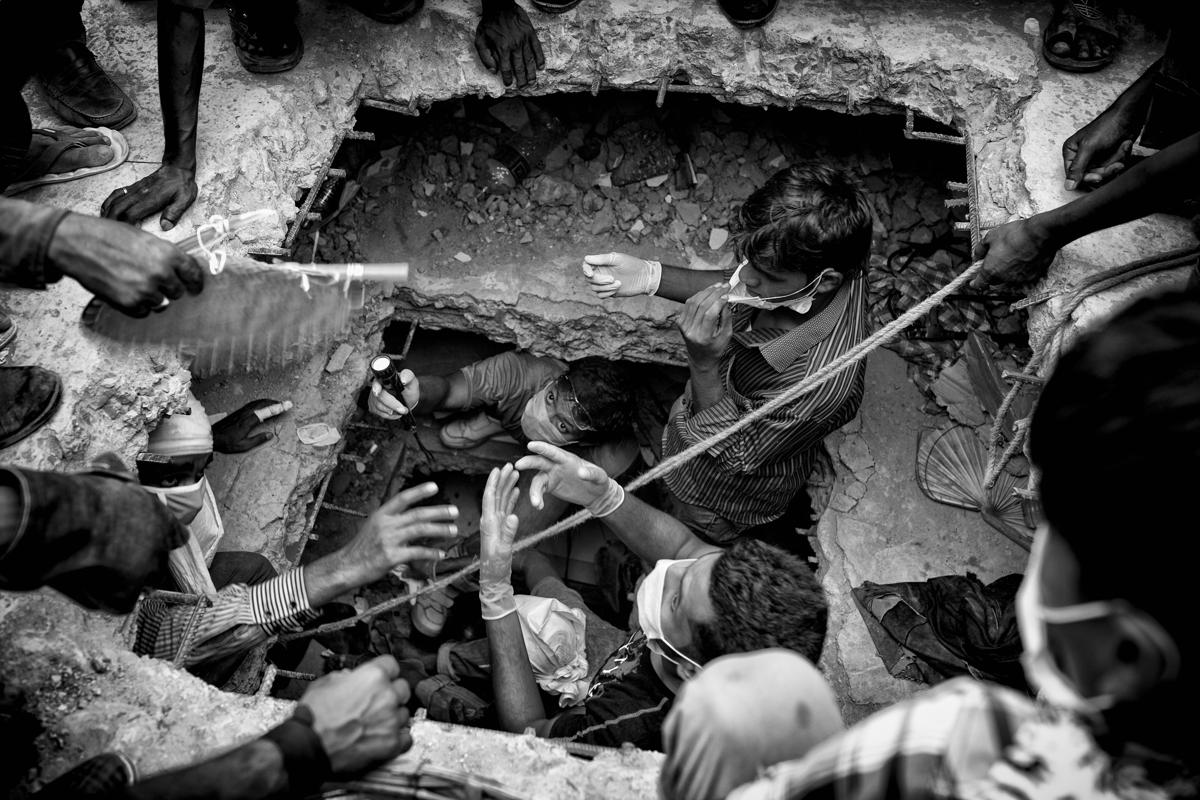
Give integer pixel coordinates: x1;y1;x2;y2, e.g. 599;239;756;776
482;101;565;196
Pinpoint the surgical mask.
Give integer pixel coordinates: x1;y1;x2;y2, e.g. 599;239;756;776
1017;526;1179;717
727;261;834;314
637;558;701;670
145;477;225;565
520;393;579;446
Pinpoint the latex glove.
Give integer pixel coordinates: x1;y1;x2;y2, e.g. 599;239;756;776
212;398;291;454
301;655;413;776
581;252;662;298
514;441;624;517
368;370;419;421
479;463;521;620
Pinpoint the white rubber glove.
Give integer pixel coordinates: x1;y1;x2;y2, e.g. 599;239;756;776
514;441;625;517
479;463;521;620
581;253;662;298
367;370;419;422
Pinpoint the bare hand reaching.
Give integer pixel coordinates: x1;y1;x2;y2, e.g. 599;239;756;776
300;655;414;776
100;164;198;232
971;216;1059;289
46;212;204;316
335;482;459;585
475;0;545;88
678;283;733;369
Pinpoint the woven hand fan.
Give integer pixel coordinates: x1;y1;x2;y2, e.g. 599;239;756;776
915;425;1032;551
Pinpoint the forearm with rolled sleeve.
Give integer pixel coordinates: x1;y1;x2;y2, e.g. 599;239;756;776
0;197;68;288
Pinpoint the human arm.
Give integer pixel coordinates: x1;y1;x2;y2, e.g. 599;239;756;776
975;131;1200;287
474;0;545;89
212;399;291;453
580;252;726;303
678;284;733;412
368;370;468;421
1062;57;1160;191
100;1;202;230
0;465;187;613
0;199;204;315
478;464;557;735
513;442;717;564
137;482;458;666
121;655;413;799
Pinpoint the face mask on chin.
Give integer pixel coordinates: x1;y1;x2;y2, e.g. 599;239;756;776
520;393;579;447
726;261;835;314
144;477;226;563
637;558;701;671
1016;526;1179;721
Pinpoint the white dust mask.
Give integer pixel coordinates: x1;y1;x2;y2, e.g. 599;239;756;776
1017;526;1178;717
727;261;834;314
145;477;225;565
637;558;701;670
520;392;578;446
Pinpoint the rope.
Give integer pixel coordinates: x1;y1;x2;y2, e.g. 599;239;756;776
279;259;985;643
981;244;1200;488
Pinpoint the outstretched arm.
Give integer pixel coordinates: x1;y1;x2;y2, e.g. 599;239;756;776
976;132;1200;287
581;252;725;303
514;442;719;564
479;465;557;735
101;1;202;230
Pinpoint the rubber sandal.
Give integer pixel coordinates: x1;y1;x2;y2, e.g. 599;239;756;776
530;0;583;12
2;127;129;197
1042;1;1118;73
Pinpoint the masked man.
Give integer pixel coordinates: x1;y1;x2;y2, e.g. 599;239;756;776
582;164;873;544
470;443;829;752
665;288;1200;799
368;351;640;637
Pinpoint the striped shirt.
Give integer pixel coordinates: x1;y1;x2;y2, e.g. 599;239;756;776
135;568;318;666
662;273;869;528
726;677;1193;800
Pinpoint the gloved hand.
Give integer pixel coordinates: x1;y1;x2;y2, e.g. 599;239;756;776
581;252;662;298
478;463;521;620
368;370;419;422
514;441;624;517
212;399;291;453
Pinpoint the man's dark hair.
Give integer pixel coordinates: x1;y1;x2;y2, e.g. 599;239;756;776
694;538;827;664
1031;289;1200;659
732;163;873;279
567;357;635;441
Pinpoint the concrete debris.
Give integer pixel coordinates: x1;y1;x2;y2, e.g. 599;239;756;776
709;227;729;250
675;201;702;227
324;343;356;373
644;174;669;188
838;433;874;474
453;251;472;262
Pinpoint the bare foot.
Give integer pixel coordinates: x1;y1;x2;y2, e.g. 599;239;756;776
25;128;113;177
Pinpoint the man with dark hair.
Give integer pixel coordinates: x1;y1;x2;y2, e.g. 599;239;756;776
369;350;639;637
467;442;827;752
582;164;873;543
673;288;1200;799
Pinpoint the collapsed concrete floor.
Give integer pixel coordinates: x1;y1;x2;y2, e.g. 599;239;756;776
2;0;1197;795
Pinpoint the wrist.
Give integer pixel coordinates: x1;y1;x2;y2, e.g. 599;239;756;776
162;148;197;172
586;479;625;518
479;581;516;620
644;259;662;296
1027;209;1069;251
260;705;332;790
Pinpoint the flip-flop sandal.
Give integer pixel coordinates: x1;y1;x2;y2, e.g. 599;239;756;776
1042;1;1119;73
2;127;129;197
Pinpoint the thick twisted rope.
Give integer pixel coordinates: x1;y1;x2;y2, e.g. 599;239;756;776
280;260;984;643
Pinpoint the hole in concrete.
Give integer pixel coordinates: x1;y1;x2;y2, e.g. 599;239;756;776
282;90;1033;697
